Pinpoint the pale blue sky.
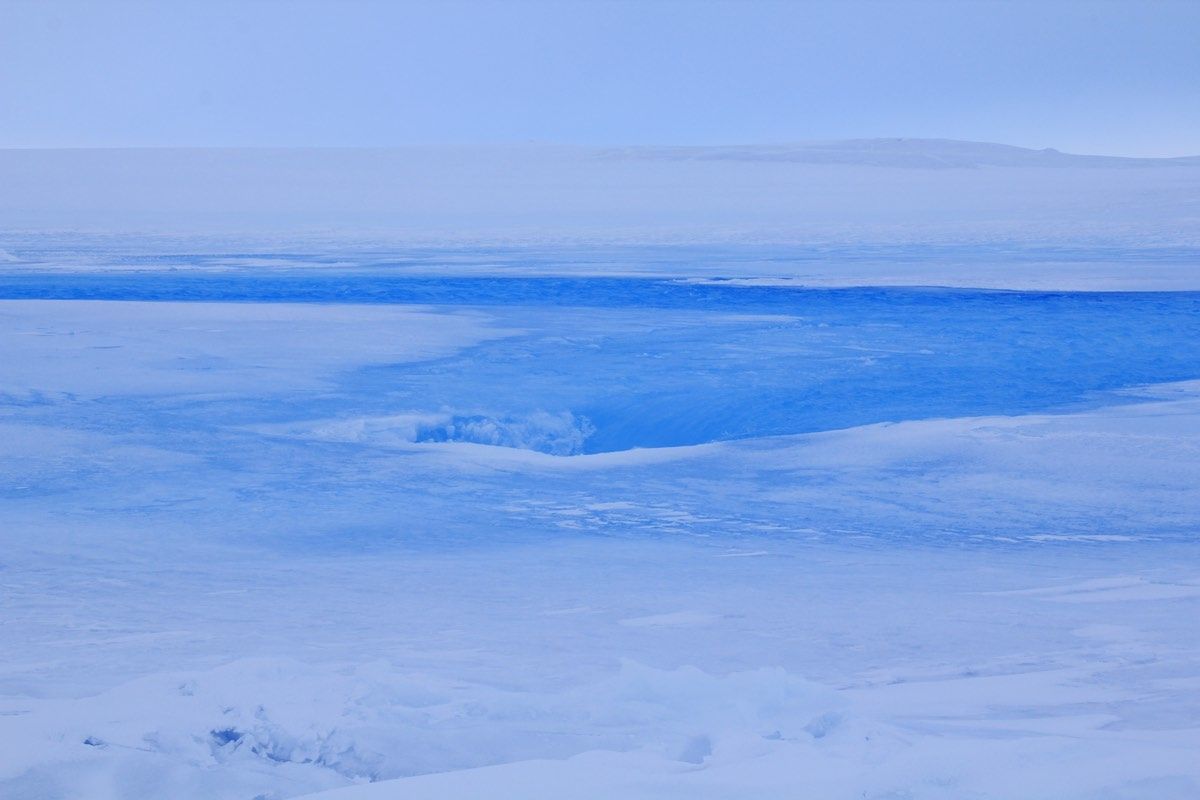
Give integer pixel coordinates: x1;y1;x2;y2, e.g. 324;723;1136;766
2;0;1197;156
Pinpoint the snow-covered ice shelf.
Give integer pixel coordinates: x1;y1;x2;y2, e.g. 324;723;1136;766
1;260;1198;799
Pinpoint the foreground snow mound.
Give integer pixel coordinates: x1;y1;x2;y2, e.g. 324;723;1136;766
297;748;1200;800
0;659;840;800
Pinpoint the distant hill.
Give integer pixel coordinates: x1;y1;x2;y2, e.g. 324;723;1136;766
605;138;1200;169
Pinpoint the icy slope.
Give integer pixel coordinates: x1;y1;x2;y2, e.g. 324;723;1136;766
2;277;1199;799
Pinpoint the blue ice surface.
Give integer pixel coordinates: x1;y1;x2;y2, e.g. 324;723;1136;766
3;268;1199;455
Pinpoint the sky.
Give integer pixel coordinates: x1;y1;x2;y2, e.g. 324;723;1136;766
1;0;1197;157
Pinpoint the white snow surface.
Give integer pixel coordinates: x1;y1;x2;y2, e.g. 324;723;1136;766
0;300;510;397
2;286;1199;799
1;140;1198;251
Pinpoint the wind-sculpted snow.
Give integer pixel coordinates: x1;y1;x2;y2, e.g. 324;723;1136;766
1;265;1199;799
0;658;840;798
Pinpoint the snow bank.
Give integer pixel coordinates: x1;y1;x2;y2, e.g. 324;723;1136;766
0;659;840;799
11;647;1191;800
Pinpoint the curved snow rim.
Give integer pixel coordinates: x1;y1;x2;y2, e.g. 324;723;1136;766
281;410;598;457
258;379;1200;468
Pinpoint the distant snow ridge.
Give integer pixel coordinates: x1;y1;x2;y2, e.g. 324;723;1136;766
604;138;1200;169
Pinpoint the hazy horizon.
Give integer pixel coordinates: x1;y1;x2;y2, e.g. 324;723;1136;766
2;138;1196;245
0;137;1197;160
3;0;1198;157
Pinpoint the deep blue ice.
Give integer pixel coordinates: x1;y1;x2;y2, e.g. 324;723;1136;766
4;270;1199;454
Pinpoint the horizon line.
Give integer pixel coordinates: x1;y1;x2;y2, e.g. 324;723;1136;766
0;138;1198;161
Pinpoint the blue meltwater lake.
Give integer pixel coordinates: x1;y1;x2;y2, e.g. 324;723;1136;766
3;271;1199;454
